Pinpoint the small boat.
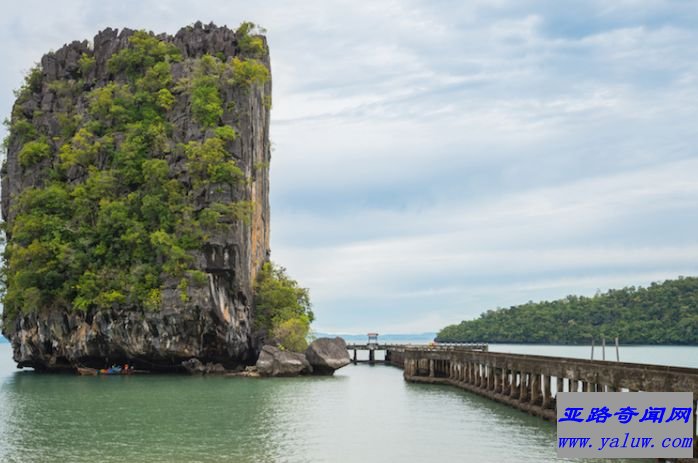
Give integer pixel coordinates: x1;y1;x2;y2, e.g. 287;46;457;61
76;365;146;376
100;366;124;375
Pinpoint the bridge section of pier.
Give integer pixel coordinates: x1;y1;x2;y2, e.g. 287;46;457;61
344;342;488;364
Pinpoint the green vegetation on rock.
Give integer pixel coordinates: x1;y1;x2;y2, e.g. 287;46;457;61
254;262;314;351
1;27;271;323
436;276;698;344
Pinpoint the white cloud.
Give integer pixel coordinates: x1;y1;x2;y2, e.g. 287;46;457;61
0;0;696;333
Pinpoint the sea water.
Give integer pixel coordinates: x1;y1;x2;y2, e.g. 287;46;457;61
2;343;692;462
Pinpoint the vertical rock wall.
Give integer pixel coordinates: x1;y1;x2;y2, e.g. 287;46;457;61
1;22;271;370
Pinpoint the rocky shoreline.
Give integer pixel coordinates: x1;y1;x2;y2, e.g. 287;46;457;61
180;337;351;377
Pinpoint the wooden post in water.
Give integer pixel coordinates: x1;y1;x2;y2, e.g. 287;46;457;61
369;349;375;365
615;337;620;362
353;349;357;365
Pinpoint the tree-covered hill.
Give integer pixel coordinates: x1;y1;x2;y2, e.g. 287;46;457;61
436;277;698;344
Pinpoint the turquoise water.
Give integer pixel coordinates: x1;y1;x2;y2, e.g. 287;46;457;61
2;343;693;462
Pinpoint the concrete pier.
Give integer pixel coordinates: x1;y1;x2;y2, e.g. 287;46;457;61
387;346;698;459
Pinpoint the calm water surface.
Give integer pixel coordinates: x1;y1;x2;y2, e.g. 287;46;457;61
2;343;692;462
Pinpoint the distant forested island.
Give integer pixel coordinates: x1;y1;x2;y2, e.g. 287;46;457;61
436;277;698;345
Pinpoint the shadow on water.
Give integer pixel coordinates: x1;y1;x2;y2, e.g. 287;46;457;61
0;344;654;463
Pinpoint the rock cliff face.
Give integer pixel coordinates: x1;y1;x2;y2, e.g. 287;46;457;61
1;23;271;370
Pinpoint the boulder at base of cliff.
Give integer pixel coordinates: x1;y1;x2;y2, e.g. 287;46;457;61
256;345;313;376
305;337;351;375
182;358;226;375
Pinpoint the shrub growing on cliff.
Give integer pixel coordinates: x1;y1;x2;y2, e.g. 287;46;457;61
272;317;311;353
186;51;269;128
107;31;181;77
13;65;42;103
18;139;51;167
79;53;95;76
254;262;314;351
230;57;269;87
236;22;266;58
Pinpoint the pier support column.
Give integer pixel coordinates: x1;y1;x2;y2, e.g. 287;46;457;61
488;366;495;391
353;350;357;365
530;373;540;405
557;377;563;394
369;350;375;365
519;372;528;402
542;375;551;408
510;371;518;398
429;359;434;377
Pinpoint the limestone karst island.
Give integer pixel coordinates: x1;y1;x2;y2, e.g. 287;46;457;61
1;5;697;463
0;22;342;376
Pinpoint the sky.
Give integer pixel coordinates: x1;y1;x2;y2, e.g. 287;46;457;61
0;0;697;334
